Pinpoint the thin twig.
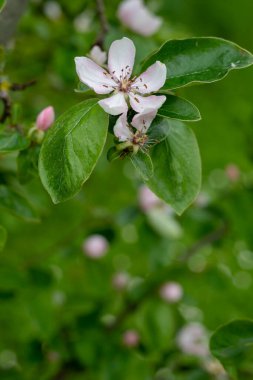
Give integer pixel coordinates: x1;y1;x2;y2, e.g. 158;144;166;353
95;0;109;48
10;79;36;91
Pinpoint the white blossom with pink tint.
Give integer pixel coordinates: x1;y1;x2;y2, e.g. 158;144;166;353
113;110;157;144
159;282;183;303
177;323;209;357
36;106;55;131
82;234;108;259
118;0;162;37
122;330;140;347
75;37;166;115
138;185;162;211
89;45;107;66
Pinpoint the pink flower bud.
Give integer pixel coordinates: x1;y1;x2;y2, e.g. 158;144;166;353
118;0;162;37
225;164;240;182
36;106;55;131
122;330;140;347
112;272;129;291
159;282;183;303
138;185;161;211
82;234;108;259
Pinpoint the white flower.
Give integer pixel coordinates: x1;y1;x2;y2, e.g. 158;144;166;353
75;37;166;116
177;323;209;358
89;45;107;66
118;0;162;37
113;110;157;146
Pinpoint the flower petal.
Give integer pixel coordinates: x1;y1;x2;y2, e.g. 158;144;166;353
129;93;166;113
89;45;107;66
118;0;162;37
131;61;167;94
108;37;136;80
114;113;133;141
131;110;157;133
98;92;128;115
75;57;116;94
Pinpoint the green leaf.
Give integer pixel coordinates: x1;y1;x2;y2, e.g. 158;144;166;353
157;95;201;121
142;37;253;90
39;99;108;203
131;150;153;181
210;319;253;366
17;146;40;184
146;121;201;215
0;0;6;13
0;131;29;153
0;185;39;222
147;117;171;143
0;225;7;251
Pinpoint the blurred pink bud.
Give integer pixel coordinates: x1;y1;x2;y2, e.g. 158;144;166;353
89;45;107;66
225;164;240;182
159;282;183;303
36;106;55;131
177;323;209;357
112;272;129;291
139;185;161;211
82;234;109;259
118;0;162;37
122;330;140;347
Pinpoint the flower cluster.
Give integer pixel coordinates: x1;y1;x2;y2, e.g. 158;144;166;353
75;37;166;155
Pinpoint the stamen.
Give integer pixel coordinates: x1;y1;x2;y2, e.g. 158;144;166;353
134;97;140;103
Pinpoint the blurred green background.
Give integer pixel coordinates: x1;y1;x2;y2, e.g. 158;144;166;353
1;0;253;379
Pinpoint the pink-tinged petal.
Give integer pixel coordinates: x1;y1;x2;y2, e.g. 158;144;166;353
89;45;107;66
36;106;55;131
108;37;135;80
118;0;162;37
98;92;128;115
114;113;133;141
132;61;167;94
129;93;166;113
74;57;116;94
131;109;157;133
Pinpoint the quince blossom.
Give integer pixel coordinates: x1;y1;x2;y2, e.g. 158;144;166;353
114;110;157;147
118;0;162;37
75;37;166;116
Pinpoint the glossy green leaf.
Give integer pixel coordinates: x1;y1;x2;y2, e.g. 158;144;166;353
39;99;108;203
157;95;201;121
0;185;39;222
131;150;153;180
0;225;7;251
0;131;29;153
146;121;201;215
210;319;253;365
142;37;253;90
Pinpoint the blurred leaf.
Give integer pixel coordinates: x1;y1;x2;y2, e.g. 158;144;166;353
142;37;253;90
0;0;6;13
0;225;7;251
0;131;29;153
210;319;253;371
0;185;39;222
17;146;40;184
130;150;153;180
146;121;201;214
39;99;108;203
157;95;201;122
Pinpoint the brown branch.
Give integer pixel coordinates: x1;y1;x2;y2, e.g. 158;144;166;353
10;79;36;91
0;92;11;123
95;0;109;48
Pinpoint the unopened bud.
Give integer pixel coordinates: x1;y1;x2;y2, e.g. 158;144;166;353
36;106;55;131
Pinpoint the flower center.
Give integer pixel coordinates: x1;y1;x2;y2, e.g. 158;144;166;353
119;77;132;93
132;131;148;146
